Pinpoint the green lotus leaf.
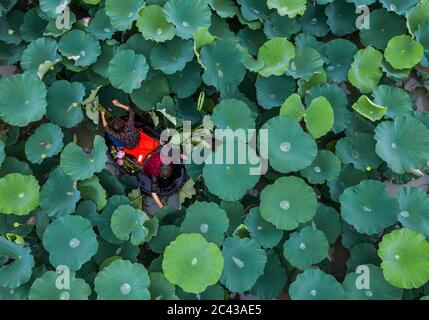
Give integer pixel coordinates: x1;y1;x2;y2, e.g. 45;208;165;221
97;196;130;245
348;46;383;94
39;0;70;18
167;60;201;98
136;5;175;43
250;250;287;299
29;271;91;300
304;96;334;139
288;46;324;80
263;12;301;39
343;264;403;300
321;39;357;82
200;38;246;93
359;9;407;50
381;58;411;79
306;83;352;134
406;0;429;34
312;204;341;245
110;204;148;246
283;226;329;270
0;236;34;288
325;0;357;36
373;85;414;119
202;145;260;202
256;75;296;109
328;164;367;202
92;43;120;79
163;233;224;294
40;167;80;217
374;116;429;174
87;8;115;41
94;238;140;265
25;123;64;164
150;38;194;75
0;157;32;177
279;93;305;120
176;283;226;300
0;41;25;65
221;201;245;235
267;0;306;18
245;207;283;249
212;98;255;131
108;49;149;94
0;283;30;300
384;35;424;70
77;176;107;211
20;37;60;76
149;272;178;300
378;228;429;289
339;180;399;236
164;0;211;40
60;135;108;181
43;215;98;271
289;268;344;300
0;73;47;127
148;225;181;254
180;201;229;246
260;176;317;231
336;133;383;171
398;187;429;238
236;0;270;21
341;222;376;250
207;0;238;18
105;0;145;31
0;173;39;216
346;243;381;272
257;37;295;77
58;30;101;67
301;150;341;184
95;259;150;300
298;4;329;37
220;236;267;292
262;116;317;173
131;73;170;111
380;0;419;15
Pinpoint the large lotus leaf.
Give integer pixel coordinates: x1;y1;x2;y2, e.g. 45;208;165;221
163;233;224;294
263;12;301;38
301;150;341;184
359;9;407;50
384;35;424;70
167;60;201;98
279;93;305;120
289;268;344;300
105;0;145;31
207;0;238;18
343;264;403;300
111;205;148;246
131;73;170;111
306;84;352;134
212;98;255;131
245;207;283;249
180;201;229;246
283;226;329;270
60;135;108;181
380;0;419;15
0;236;34;288
58;30;101;67
107;49;149;94
406;0;429;33
40;167;80;217
0;173;39;216
256;75;296;109
25;123;64;164
95;259;150;300
346;243;381;272
257;37;295;77
237;28;266;56
236;0;270;21
0;73;47;127
94;238;140;265
398;187;429;238
260;176;317;231
339;180;399;235
149;272;178;300
250;250;287;299
267;0;306;18
325;0;357;36
378;228;429;289
328;164;367;202
77;176;107;211
92;43;120;79
150;38;194;75
320;39;357;83
200;38;246;93
29;271;91;300
374;116;429;174
20;37;60;76
39;0;70;18
287;46;324;80
43;215;98;272
298;4;329;37
262;116;317;173
304;96;334;139
220;236;267;293
348;46;383;94
164;0;211;40
0;157;32;177
136;5;175;43
202;145;260;202
373;85;414;119
46;80;85;128
336;133;383;171
148;225;181;254
87;8;115;41
311;204;341;245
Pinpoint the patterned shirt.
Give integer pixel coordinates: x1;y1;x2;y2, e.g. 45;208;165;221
106;108;140;149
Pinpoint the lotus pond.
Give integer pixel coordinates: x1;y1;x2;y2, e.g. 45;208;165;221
1;0;429;301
